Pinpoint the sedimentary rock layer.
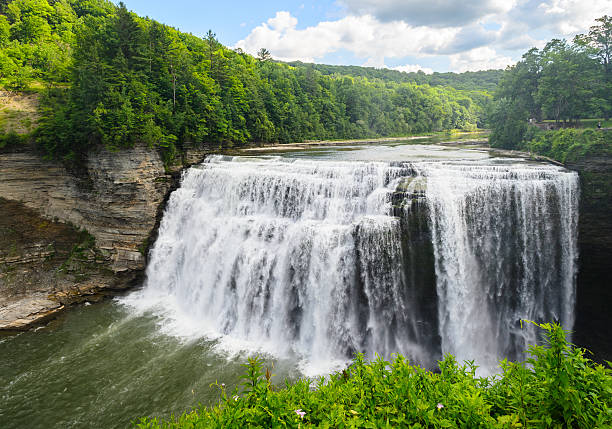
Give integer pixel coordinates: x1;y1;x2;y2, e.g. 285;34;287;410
0;144;186;330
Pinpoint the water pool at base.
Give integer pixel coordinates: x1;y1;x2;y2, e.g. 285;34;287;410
0;301;299;428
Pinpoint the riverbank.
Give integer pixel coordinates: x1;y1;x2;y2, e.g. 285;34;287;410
238;132;488;153
0;197;117;331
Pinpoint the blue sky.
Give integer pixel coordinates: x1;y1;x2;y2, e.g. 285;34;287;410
120;0;610;73
119;1;333;44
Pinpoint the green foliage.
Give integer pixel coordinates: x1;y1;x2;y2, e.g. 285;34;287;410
2;0;491;165
0;15;10;46
573;118;612;128
135;323;611;428
574;15;612;120
0;0;78;88
0;130;28;150
488;98;529;149
287;61;504;92
490;16;612;151
257;48;271;62
523;129;612;163
536;39;600;123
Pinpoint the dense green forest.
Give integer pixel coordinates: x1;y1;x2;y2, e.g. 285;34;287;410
287;62;504;92
0;0;496;165
489;15;611;152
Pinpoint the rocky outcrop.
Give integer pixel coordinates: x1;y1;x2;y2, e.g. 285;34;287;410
0;197;114;330
0;144;172;272
0;296;64;331
0;144;209;330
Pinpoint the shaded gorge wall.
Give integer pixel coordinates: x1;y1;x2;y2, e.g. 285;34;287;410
568;156;612;363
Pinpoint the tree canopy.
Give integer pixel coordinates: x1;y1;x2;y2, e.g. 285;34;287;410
286;61;504;93
1;0;494;164
489;16;611;149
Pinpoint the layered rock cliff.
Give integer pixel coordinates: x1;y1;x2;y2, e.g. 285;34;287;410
0;144;205;330
0;145;172;272
0;197;110;330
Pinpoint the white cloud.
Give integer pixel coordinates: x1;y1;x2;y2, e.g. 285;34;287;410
235;12;460;62
362;57;385;68
392;64;434;74
267;11;298;32
449;47;514;72
545;0;610;35
340;0;515;27
433;24;497;54
504;0;611;37
235;1;610;72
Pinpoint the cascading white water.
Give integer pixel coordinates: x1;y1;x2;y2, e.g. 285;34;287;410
134;155;434;374
414;161;579;371
129;154;579;375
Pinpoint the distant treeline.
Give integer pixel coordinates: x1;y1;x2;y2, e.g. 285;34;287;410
489;15;611;150
287;62;504;92
0;0;495;164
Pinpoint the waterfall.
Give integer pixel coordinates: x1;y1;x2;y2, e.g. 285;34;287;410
130;155;579;375
415;161;579;371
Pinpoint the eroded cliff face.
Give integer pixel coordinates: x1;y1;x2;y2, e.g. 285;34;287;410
0;144;194;330
0;145;172;272
0;198;115;330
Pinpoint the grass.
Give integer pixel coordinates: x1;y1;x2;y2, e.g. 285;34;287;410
521;128;612;163
578;119;612;128
0;90;40;135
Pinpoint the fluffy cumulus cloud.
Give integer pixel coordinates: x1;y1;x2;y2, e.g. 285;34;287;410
449;47;515;73
340;0;513;28
235;12;459;63
235;1;610;72
516;0;611;35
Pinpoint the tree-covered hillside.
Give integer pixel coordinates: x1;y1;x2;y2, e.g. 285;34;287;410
1;0;493;164
287;62;504;92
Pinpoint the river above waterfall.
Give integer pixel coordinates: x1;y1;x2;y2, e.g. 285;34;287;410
0;140;580;428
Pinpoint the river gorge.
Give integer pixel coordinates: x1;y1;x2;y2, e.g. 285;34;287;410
0;139;608;428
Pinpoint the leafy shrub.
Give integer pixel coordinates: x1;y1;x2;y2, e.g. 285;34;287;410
0;131;28;150
134;323;611;428
522;129;612;163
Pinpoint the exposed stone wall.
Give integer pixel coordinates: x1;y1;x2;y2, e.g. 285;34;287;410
0;144;172;273
0;144;211;330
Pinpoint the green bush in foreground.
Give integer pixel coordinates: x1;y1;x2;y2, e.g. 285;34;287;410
135;323;611;428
